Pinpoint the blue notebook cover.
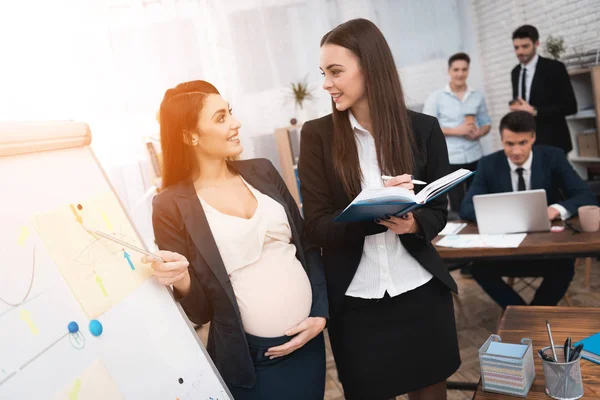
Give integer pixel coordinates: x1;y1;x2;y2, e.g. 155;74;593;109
574;332;600;364
334;170;474;222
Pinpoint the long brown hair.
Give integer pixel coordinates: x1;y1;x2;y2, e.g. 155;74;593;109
321;18;415;198
159;80;219;188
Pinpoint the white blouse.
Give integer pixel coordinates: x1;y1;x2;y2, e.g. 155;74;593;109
345;111;433;299
198;179;313;338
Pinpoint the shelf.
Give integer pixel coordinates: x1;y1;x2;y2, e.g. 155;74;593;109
567;109;597;120
569;156;600;162
568;67;591;76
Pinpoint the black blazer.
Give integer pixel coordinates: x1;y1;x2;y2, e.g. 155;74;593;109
460;145;598;221
151;158;328;388
511;56;577;153
298;111;457;313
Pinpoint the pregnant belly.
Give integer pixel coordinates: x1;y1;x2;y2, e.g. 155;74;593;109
229;244;313;338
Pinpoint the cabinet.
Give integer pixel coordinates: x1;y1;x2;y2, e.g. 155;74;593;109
274;125;302;210
567;66;600;180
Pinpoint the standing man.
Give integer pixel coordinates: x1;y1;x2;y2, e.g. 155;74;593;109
510;25;577;153
424;52;491;213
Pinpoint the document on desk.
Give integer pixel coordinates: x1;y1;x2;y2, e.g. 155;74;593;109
438;222;467;235
436;233;527;248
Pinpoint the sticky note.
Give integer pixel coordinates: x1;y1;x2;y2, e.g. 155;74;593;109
19;309;39;335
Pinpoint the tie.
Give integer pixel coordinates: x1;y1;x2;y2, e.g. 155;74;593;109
516;168;526;191
521;66;527;102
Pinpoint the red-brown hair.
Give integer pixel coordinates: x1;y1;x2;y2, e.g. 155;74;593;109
159;80;219;188
321;18;415;198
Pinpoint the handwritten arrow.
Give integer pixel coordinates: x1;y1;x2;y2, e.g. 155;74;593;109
124;251;135;271
69;204;83;224
68;379;82;400
95;274;108;297
17;226;30;246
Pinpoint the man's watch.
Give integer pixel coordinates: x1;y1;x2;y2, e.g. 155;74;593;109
532;107;538;117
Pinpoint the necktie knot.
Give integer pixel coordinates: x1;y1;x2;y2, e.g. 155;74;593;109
516;167;525;176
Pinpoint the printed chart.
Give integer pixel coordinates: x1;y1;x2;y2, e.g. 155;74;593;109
33;191;153;318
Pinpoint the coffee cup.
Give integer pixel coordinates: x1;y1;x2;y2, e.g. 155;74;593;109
578;205;600;232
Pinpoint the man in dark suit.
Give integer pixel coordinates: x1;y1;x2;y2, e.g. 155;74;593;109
460;111;598;308
509;25;577;153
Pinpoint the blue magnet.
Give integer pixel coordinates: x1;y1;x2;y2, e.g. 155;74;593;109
68;321;79;333
89;320;103;337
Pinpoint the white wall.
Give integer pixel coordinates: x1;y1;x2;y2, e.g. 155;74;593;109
471;0;600;153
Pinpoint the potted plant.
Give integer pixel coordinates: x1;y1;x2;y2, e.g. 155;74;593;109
545;35;566;60
288;76;315;124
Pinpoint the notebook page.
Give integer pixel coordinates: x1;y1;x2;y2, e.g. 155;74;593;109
352;186;417;204
415;169;472;203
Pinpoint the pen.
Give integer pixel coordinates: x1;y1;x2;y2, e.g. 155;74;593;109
381;175;427;185
546;320;558;362
564;337;571;362
538;348;555;363
82;225;164;262
570;343;583;362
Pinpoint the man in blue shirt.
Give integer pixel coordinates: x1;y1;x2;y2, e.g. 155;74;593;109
423;53;491;213
460;111;597;308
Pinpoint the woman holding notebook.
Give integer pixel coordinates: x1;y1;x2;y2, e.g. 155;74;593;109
298;19;460;400
143;80;328;399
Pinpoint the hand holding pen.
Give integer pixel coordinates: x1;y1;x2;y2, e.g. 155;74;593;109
381;174;427;187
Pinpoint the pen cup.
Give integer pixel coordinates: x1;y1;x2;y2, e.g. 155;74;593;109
479;334;535;397
539;346;583;400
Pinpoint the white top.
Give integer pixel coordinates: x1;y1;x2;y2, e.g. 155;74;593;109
344;111;433;299
199;178;313;337
507;152;570;220
519;53;539;101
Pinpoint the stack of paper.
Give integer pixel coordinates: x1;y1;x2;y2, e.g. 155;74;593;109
436;233;527;248
480;342;535;397
438;222;467;235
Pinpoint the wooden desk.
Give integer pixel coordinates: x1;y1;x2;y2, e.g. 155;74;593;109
474;306;600;399
434;217;600;262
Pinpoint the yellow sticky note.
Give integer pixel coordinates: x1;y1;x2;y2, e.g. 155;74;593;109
17;226;30;246
19;309;39;335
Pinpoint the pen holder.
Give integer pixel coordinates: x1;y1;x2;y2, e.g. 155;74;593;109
539;346;584;400
479;334;535;397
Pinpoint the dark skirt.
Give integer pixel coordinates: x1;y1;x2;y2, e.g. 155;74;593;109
227;331;325;400
327;277;461;400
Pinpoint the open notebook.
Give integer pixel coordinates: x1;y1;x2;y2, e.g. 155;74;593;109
334;169;474;222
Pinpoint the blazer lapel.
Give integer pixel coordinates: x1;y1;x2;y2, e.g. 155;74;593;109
530;149;544;190
173;183;237;309
512;68;519;99
229;161;287;208
529;56;544;105
497;155;514;193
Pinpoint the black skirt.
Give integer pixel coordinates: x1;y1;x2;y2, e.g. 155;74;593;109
227;332;325;400
327;277;461;400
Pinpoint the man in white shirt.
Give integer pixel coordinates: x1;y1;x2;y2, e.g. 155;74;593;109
460;111;598;308
423;52;491;213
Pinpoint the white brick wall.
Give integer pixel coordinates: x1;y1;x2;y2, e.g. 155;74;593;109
471;0;600;152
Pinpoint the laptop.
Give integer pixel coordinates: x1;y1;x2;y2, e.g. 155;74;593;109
473;189;552;234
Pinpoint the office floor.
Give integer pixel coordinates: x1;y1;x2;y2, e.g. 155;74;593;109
196;259;600;400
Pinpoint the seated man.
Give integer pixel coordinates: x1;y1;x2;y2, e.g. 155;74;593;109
460;111;598;308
